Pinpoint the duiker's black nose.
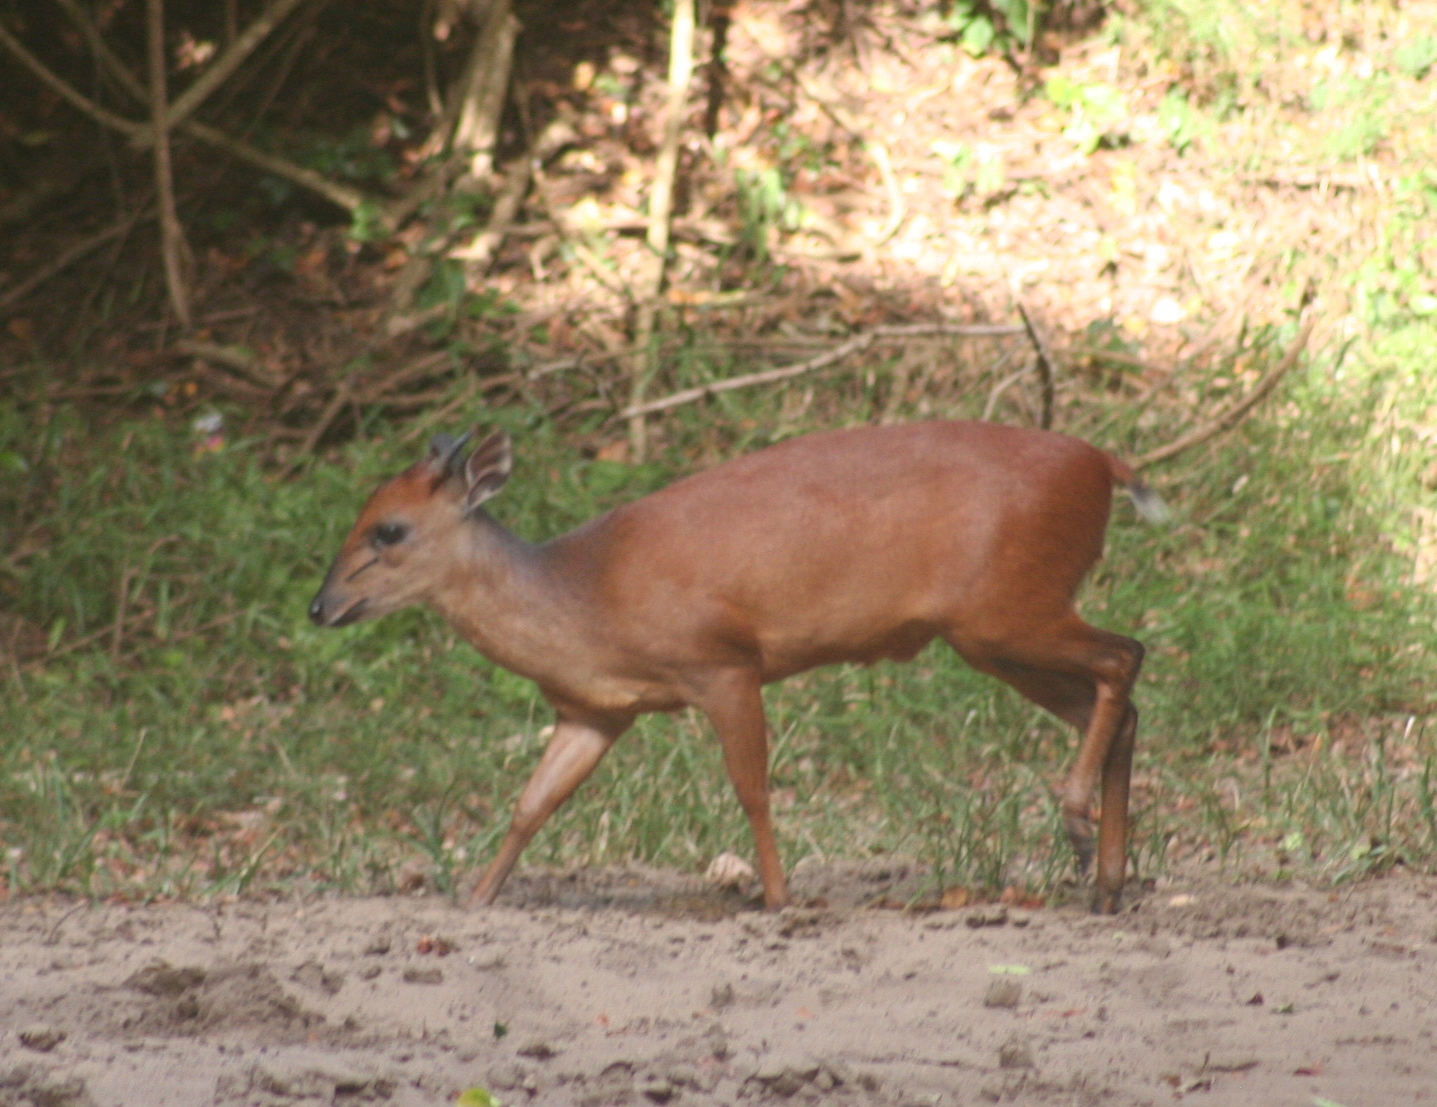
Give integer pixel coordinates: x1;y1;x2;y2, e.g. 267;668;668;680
308;595;326;625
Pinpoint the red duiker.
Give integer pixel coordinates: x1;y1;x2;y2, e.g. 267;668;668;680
309;421;1164;912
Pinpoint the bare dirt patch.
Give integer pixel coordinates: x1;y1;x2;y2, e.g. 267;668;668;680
2;864;1434;1106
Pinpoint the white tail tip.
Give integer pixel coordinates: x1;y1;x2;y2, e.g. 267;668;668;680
1129;484;1171;525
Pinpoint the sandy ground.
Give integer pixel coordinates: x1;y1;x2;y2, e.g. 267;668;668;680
1;862;1434;1107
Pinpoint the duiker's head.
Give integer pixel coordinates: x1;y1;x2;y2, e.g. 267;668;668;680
308;430;512;628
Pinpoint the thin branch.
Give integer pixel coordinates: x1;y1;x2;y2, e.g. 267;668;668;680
182;121;369;212
621;322;1024;419
0;209;149;313
420;0;443;117
1070;346;1162;373
173;339;273;387
1016;302;1055;430
354;351;455;402
53;0;360;216
285;377;354;473
703;3;731;137
111;557;133;661
8;8;368;218
154;0;310;137
0;20;143;136
147;0;191;329
54;0;146;102
628;0;697;459
447;156;532;267
1134;313;1315;471
445;116;575;277
982;363;1033;421
866;141;905;246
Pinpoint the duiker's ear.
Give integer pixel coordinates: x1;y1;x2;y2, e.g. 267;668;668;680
427;430;473;478
462;430;512;512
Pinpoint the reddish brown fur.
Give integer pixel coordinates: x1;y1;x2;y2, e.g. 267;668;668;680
310;421;1148;912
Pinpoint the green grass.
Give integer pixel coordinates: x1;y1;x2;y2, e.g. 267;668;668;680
5;0;1437;906
3;306;1435;904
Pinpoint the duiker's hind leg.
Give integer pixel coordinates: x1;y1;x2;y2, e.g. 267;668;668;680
952;619;1144;913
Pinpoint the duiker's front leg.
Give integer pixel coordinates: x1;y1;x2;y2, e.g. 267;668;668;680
466;714;629;908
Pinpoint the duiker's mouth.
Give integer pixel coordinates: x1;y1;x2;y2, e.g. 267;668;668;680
329;598;369;627
310;593;368;628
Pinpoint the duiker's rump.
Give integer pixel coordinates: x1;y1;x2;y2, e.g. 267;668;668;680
310;421;1162;912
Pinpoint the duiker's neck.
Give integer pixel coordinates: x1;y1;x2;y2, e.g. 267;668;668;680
425;509;591;683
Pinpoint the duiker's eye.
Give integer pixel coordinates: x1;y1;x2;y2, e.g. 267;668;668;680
372;522;408;547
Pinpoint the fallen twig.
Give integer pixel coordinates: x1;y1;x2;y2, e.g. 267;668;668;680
1070;346;1163;374
621;322;1024;419
1017;303;1055;430
286;376;354;472
173;340;272;388
446;116;576;277
444;157;532;273
355;351;455;402
981;364;1034;421
1133;313;1315;471
866;140;905;246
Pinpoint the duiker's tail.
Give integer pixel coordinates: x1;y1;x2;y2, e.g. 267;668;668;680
1105;454;1171;525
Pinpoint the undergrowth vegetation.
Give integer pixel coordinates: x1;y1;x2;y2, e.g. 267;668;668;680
4;0;1437;905
3;309;1435;904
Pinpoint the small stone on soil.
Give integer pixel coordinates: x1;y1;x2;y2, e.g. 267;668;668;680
290;960;344;995
18;1026;66;1052
126;960;206;996
966;906;1009;928
984;979;1023;1008
401;966;443;985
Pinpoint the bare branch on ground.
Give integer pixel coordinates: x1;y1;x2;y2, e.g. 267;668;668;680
787;70;904;249
1134;312;1315;471
1017;303;1056;430
446;159;533;272
621;322;1025;419
390;119;577;335
173;340;274;390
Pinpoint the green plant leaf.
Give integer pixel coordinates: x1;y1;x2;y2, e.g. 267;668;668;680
962;16;994;57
